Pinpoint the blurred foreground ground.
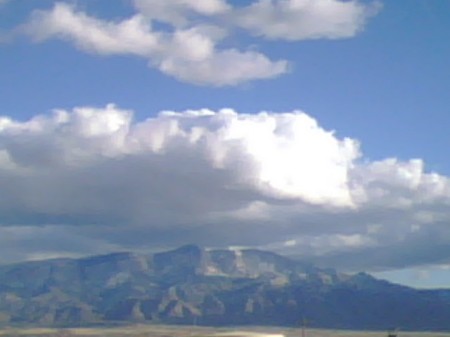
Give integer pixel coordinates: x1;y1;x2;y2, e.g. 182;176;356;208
0;325;449;337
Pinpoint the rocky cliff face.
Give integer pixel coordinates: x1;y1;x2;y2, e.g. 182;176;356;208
1;245;450;331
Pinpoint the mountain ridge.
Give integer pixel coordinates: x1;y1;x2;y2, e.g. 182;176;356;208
1;245;450;331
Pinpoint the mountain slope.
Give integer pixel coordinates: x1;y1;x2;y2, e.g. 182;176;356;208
1;245;450;330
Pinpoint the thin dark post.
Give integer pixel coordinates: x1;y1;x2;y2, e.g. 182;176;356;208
301;317;307;337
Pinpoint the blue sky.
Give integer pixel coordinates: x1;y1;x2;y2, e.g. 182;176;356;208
1;0;450;288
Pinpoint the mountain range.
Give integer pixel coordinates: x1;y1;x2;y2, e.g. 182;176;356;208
1;245;450;331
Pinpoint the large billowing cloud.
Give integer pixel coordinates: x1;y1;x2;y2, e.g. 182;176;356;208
17;0;380;86
1;104;450;272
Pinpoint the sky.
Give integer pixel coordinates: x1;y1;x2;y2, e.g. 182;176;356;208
1;0;450;289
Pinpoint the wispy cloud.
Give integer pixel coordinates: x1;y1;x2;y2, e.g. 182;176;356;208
17;0;380;86
234;0;382;40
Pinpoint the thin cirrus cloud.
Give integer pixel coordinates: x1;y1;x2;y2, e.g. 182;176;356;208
18;0;381;86
0;104;450;271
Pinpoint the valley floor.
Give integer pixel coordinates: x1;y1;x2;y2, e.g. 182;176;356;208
0;325;449;337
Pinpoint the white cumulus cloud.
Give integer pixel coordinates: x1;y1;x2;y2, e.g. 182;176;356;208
0;105;358;223
1;104;450;272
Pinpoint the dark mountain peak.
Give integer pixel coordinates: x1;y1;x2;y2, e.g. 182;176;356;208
347;271;412;292
172;244;203;255
4;246;450;330
78;251;136;266
154;244;204;261
152;244;205;282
